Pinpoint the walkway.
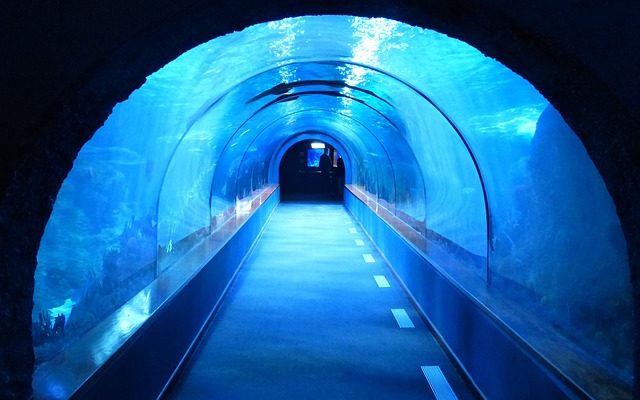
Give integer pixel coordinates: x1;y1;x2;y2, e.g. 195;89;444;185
166;202;477;400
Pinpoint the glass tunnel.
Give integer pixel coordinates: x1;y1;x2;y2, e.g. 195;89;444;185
33;15;631;399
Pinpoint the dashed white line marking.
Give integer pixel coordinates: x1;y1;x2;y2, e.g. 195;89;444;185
374;275;390;288
421;366;458;400
349;227;357;234
362;253;375;263
391;308;415;328
354;239;365;247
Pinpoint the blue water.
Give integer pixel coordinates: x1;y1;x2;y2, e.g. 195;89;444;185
33;15;632;397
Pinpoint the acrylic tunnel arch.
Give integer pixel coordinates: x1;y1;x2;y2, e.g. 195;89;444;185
235;59;491;260
262;108;403;207
244;86;434;225
206;58;436;213
31;15;631;400
244;105;396;206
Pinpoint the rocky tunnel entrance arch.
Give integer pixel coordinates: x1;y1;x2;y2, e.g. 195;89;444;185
0;3;638;399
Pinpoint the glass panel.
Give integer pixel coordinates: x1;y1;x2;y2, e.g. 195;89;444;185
490;105;632;376
156;121;220;272
33;101;169;363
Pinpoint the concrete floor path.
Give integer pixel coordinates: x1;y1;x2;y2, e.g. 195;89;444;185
166;202;477;400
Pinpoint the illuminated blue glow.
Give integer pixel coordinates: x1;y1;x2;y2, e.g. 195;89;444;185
33;15;631;397
307;148;324;167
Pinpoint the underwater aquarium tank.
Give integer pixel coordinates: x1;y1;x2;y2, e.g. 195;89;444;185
33;15;631;399
307;148;324;168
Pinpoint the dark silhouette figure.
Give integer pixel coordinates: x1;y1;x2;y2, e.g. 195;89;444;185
319;149;331;172
336;156;345;198
319;149;332;193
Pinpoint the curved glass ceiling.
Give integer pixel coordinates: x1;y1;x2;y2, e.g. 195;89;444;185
34;15;631;399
